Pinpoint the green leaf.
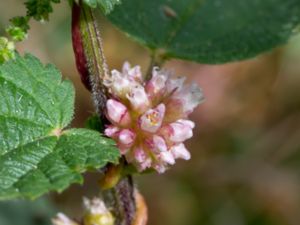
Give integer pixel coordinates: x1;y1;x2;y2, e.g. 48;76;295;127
25;0;61;21
83;0;121;14
0;54;119;200
107;0;300;63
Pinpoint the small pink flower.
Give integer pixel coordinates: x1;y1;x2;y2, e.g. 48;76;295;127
162;119;195;143
127;84;150;112
104;63;204;173
139;104;165;133
123;62;143;81
146;68;168;97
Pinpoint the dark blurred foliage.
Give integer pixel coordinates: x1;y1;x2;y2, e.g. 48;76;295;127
0;197;56;225
2;1;300;225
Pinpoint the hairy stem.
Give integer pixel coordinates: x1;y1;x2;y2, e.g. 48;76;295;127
80;3;109;116
102;176;136;225
71;2;136;224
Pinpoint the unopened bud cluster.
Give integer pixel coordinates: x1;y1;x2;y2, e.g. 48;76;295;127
52;197;114;225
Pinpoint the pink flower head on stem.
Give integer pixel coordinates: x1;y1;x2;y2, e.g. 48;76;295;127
104;63;204;173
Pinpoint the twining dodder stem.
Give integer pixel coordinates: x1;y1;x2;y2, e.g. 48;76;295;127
71;2;136;224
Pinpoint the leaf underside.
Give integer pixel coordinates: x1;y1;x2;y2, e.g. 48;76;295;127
0;54;119;200
107;0;300;63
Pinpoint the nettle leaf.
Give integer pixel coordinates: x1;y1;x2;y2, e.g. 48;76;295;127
107;0;300;63
83;0;121;14
25;0;61;21
0;54;119;200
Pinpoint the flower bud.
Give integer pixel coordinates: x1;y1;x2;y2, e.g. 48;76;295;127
152;135;168;153
167;119;195;143
118;129;135;144
106;99;131;126
83;197;114;225
117;129;136;153
104;125;119;138
160;151;175;165
170;143;191;160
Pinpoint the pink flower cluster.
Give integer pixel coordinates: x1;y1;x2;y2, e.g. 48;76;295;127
104;63;204;173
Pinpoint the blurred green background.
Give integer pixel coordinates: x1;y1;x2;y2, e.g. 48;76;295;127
2;1;300;225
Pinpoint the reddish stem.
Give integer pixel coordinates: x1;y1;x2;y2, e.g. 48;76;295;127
71;2;92;91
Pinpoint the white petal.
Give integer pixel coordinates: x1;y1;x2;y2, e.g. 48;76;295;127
177;119;195;129
128;65;143;81
160;151;175;165
170;143;191;160
166;76;186;94
172;83;204;115
153;163;167;173
122;61;131;74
